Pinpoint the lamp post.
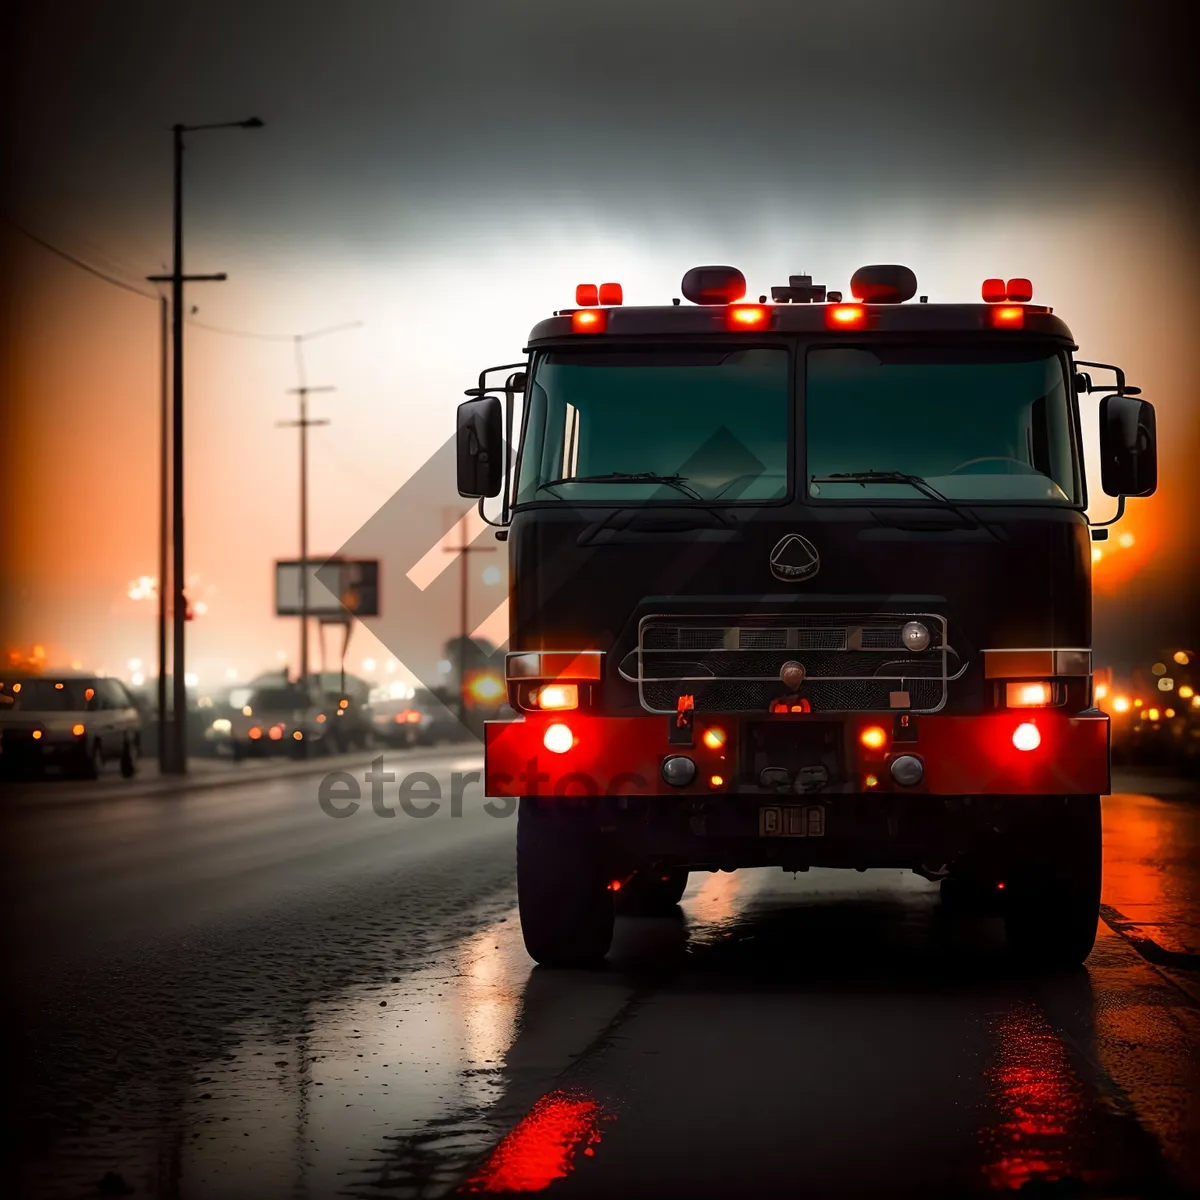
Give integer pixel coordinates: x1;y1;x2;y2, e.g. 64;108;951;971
148;116;263;774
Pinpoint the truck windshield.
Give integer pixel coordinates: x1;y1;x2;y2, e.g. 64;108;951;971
805;346;1079;503
516;347;790;503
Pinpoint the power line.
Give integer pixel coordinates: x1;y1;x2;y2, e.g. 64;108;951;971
185;316;296;342
1;213;157;300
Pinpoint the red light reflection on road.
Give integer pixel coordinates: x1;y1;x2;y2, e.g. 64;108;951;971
461;1089;607;1193
981;1004;1087;1190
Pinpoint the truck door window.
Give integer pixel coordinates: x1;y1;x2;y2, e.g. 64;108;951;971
805;346;1079;504
517;347;789;503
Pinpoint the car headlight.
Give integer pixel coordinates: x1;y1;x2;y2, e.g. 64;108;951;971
901;621;931;652
211;717;232;733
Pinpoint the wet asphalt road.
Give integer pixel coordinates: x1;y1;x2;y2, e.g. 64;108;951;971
3;753;1198;1199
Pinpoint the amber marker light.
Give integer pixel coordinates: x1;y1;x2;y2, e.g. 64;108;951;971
72;723;85;735
826;303;867;330
702;727;727;750
860;725;887;750
572;309;607;333
709;774;725;788
726;304;770;331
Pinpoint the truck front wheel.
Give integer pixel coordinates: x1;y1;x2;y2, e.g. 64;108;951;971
517;799;614;967
1003;795;1102;968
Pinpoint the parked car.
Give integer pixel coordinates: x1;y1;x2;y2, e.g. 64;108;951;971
204;683;332;759
0;673;141;779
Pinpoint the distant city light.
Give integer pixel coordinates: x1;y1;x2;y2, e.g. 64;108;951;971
1118;532;1135;548
1193;695;1200;709
385;658;397;674
1165;708;1176;718
276;650;288;661
1175;651;1191;666
193;601;208;616
1147;707;1160;721
1133;698;1143;708
128;658;142;672
70;660;82;670
1158;677;1174;692
1112;696;1130;713
1179;685;1195;699
1094;683;1108;699
131;671;145;686
482;566;502;586
184;673;198;687
127;576;157;601
1091;547;1102;563
361;657;377;673
226;668;238;680
1151;662;1166;676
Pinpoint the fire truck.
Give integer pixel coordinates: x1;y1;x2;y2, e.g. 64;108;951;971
456;264;1157;968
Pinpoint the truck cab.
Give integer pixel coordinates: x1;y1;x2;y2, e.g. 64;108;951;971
457;264;1158;968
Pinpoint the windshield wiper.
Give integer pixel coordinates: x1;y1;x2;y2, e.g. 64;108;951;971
537;472;703;500
811;471;1005;542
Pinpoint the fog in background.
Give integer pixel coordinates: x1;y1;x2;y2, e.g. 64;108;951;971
2;0;1197;680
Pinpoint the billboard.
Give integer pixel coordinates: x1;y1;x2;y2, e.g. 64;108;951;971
275;558;379;618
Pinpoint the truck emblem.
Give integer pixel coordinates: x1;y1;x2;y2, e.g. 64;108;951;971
780;661;806;689
770;534;820;582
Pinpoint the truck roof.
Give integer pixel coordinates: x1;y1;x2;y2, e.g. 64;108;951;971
527;302;1075;348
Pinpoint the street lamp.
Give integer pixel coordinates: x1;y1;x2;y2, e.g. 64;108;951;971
148;116;263;774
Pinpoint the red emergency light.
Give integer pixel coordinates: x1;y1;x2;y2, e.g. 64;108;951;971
598;282;623;305
982;277;1034;303
726;304;770;331
981;278;1007;303
572;308;608;333
1006;277;1033;302
575;283;599;307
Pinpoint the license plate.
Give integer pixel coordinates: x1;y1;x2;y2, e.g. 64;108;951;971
759;804;826;837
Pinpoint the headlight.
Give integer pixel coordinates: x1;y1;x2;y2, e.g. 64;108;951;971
901;621;931;652
212;718;232;733
1006;682;1054;708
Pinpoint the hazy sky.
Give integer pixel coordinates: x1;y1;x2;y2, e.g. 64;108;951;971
2;0;1197;683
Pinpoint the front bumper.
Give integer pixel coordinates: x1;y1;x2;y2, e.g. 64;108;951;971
483;710;1110;797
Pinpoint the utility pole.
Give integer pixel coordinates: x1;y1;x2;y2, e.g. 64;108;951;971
147;115;263;774
279;386;332;685
444;534;495;726
156;296;169;772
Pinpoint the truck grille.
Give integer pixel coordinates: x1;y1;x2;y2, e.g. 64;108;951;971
628;612;957;714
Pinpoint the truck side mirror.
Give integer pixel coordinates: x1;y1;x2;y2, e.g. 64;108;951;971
1099;394;1157;498
457;396;504;498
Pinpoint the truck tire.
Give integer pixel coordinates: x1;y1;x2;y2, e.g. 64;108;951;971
616;869;688;916
1003;795;1101;968
517;799;614;967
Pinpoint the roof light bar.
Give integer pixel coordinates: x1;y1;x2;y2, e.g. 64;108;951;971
598;282;623;305
981;278;1007;303
575;283;598;307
